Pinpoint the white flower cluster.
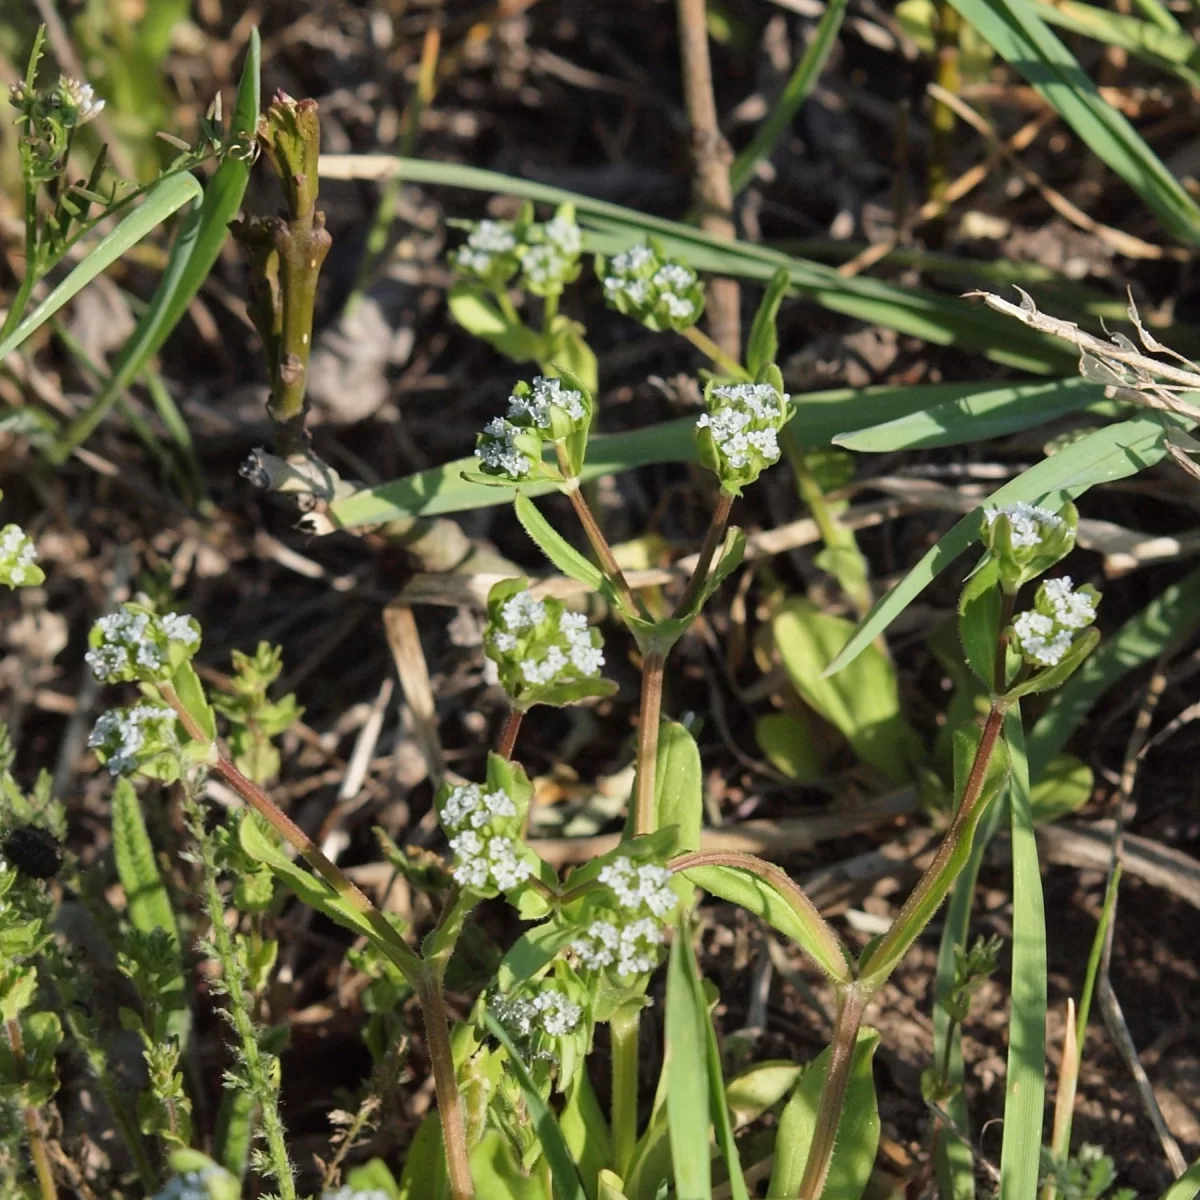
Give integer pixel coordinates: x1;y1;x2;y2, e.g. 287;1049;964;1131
572;916;666;979
507;376;587;429
1041;576;1096;629
0;523;39;587
983;502;1062;549
486;589;605;692
454;219;518;276
603;245;701;325
59;76;105;124
1012;576;1098;668
475;416;533;480
570;855;678;979
153;1167;223;1200
597;856;677;917
88;703;177;775
698;382;790;474
438;781;530;893
492;987;583;1040
84;605;200;683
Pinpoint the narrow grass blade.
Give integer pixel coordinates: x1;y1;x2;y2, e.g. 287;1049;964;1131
999;709;1047;1199
1027;564;1200;779
0;171;203;363
484;1012;588;1200
827;411;1188;675
730;0;849;194
321;155;1075;373
835;377;1104;452
702;985;749;1200
329;379;1053;526
53;29;261;459
1160;1160;1200;1200
933;800;1007;1200
946;0;1200;244
666;915;713;1200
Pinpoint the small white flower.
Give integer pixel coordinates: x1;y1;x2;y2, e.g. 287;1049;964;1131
476;418;531;479
659;293;695;321
521;644;568;685
1012;611;1073;667
468;220;517;254
611;245;656;275
617;918;665;977
983;502;1062;549
522;243;569;288
544;216;582;256
532;988;583;1036
456;247;495;274
0;523;39;586
88;703;177;775
501;591;547;631
571;920;620;969
599;857;676;917
59;76;105;124
652;264;696;291
1041;576;1096;630
486;835;532;890
490;630;517;652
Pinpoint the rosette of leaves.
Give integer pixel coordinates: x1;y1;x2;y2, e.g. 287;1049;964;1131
695;367;794;494
467;372;594;485
434;754;546;905
596;239;706;332
979;500;1078;594
483;579;615;710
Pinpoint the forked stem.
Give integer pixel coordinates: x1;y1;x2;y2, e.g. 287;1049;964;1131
560;474;644;619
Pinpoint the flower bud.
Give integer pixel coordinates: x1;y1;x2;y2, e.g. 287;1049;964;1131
695;376;792;493
599;242;705;331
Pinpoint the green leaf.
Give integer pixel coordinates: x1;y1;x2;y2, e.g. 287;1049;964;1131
958;563;1002;688
0;171;203;363
730;1;849;195
1159;1159;1200;1200
213;1086;255;1182
828;411;1188;675
397;1113;449;1200
497;922;582;993
666;914;712;1200
655;721;703;855
514;492;606;593
773;599;924;785
999;707;1047;1199
546;313;599;395
682;863;849;984
745;269;790;376
170;659;216;744
702;985;749;1200
725;1061;802;1129
946;0;1200;244
448;285;546;362
238;814;418;977
561;1069;613;1200
1003;628;1100;700
754;712;824;782
597;1172;631;1200
766;1030;881;1200
346;1159;401;1198
483;1012;588;1200
470;1129;550;1199
835;377;1103;452
1028;564;1200;780
1029;754;1092;824
53;30;260;458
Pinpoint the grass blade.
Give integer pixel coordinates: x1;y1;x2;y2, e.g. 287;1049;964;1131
53;28;261;459
666;914;713;1200
1160;1160;1200;1200
730;0;849;194
827;411;1189;675
1027;563;1200;778
999;709;1047;1199
946;0;1200;244
484;1012;588;1200
0;170;203;363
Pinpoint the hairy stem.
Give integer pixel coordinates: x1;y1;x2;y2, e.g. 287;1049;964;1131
679;324;749;380
673;489;734;618
5;1019;56;1200
416;969;475;1200
610;1004;641;1179
186;795;296;1199
797;986;867;1200
561;480;644;617
496;708;524;760
633;650;666;836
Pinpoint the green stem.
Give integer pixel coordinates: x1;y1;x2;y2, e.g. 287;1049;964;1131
679;323;750;380
0;177;39;343
541;290;560;336
632;650;666;836
561;478;646;618
673;488;734;619
494;287;523;328
5;1019;56;1200
797;985;866;1200
188;796;297;1200
610;1004;641;1179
